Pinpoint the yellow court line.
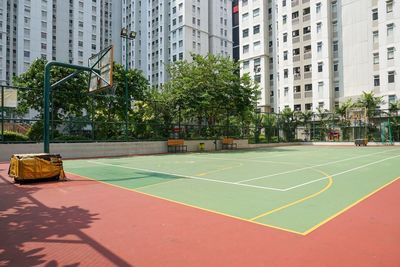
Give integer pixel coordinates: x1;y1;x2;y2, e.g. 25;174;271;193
66;171;305;236
250;169;333;221
302;176;400;235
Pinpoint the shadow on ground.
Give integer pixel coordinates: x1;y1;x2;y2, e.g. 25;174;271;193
0;175;132;266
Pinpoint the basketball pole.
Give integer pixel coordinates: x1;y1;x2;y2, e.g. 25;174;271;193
43;62;99;153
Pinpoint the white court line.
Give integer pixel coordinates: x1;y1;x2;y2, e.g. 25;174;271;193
86;160;286;191
281;154;400;191
235;149;393;183
85;151;399;192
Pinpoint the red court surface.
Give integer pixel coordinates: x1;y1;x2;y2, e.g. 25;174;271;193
1;162;399;267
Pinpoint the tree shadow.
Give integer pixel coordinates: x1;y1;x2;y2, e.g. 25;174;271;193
0;175;133;266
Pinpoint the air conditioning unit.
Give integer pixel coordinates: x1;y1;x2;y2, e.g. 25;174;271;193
254;66;261;73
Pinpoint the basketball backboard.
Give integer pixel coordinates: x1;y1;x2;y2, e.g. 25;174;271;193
88;45;114;92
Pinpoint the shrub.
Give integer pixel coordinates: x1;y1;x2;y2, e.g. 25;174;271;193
3;131;29;142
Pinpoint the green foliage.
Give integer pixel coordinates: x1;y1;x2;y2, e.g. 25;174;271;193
26;121;43;141
165;54;259;127
278;107;300;142
356;91;384;119
13;58;89;120
3;131;29;142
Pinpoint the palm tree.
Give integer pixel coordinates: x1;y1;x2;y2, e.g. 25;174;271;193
356;91;384;120
316;107;329;141
335;99;353;141
300;110;313;141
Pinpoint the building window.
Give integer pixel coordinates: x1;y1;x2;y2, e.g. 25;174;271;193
294;86;301;93
334;62;339;72
331;1;337;13
243;45;249;53
316;2;321;13
284;87;289;96
292;11;299;19
387;0;393;13
373;53;379;64
292;30;300;37
254;74;261;83
318;82;324;93
253;8;260;17
283;15;287;24
284;69;289;78
388;95;396;104
283;50;288;60
318;102;324;109
305;103;312;110
303;26;311;34
243;60;250;69
304;45;311;53
243;29;249;38
283;33;288;42
371;33;379;46
388;71;395;83
316;22;322;33
294;104;301;111
318;62;323;72
304;64;312;72
374;75;380;86
253;25;260;34
372;9;378;20
317;42;323;52
253;41;261;51
305;84;312;91
282;0;286;7
387;47;395;60
387;23;394;37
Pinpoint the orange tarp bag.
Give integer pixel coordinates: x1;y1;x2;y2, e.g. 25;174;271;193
8;154;66;182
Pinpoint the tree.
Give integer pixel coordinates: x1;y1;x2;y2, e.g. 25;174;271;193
165;54;259;129
13;58;89;120
335;99;353;141
356;91;384;119
279;107;299;142
299;110;313;141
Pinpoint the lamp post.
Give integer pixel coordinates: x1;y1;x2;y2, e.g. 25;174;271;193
120;28;136;140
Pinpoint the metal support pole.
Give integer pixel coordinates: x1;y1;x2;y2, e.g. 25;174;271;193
124;37;129;140
44;62;97;153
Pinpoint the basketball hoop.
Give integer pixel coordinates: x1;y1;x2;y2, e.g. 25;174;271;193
88;45;114;93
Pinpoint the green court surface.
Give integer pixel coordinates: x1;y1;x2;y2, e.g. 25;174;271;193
64;146;400;235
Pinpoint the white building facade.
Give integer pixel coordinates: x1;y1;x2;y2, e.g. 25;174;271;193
0;0;121;85
122;0;233;86
239;0;399;112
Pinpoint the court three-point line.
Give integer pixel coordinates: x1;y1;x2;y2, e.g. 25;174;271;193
237;149;394;184
281;153;400;191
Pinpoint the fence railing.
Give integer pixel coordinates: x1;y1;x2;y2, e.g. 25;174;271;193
1;86;399;144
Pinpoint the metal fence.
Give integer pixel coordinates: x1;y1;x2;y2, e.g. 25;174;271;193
1;85;399;144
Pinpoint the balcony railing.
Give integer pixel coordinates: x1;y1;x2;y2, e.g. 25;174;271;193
294;93;302;99
304;72;312;79
304;52;312;60
293;55;300;62
303;34;311;41
292;0;299;7
292;36;300;43
304;91;313;98
303;14;310;22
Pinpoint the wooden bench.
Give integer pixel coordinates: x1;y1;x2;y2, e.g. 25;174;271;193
167;139;187;153
222;138;237;150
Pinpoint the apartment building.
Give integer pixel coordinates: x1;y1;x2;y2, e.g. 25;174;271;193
232;0;240;61
122;0;233;86
0;0;121;84
239;0;275;112
239;0;399;112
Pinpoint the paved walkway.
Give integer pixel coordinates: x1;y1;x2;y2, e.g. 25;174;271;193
1;163;399;266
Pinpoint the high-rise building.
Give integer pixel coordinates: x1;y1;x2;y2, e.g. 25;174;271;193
239;0;399;112
0;0;121;85
122;0;233;86
232;0;240;61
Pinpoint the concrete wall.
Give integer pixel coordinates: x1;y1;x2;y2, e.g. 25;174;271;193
0;140;250;162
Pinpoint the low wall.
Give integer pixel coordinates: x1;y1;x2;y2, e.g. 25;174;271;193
1;140;398;162
0;139;249;162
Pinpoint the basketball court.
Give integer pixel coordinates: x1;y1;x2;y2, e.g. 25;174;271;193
1;145;399;266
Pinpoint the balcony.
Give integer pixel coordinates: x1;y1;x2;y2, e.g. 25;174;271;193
294;93;302;99
304;72;312;79
303;14;310;22
292;18;299;25
303;34;311;41
304;52;312;60
293;55;300;62
304;91;312;98
292;0;299;7
292;36;300;43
